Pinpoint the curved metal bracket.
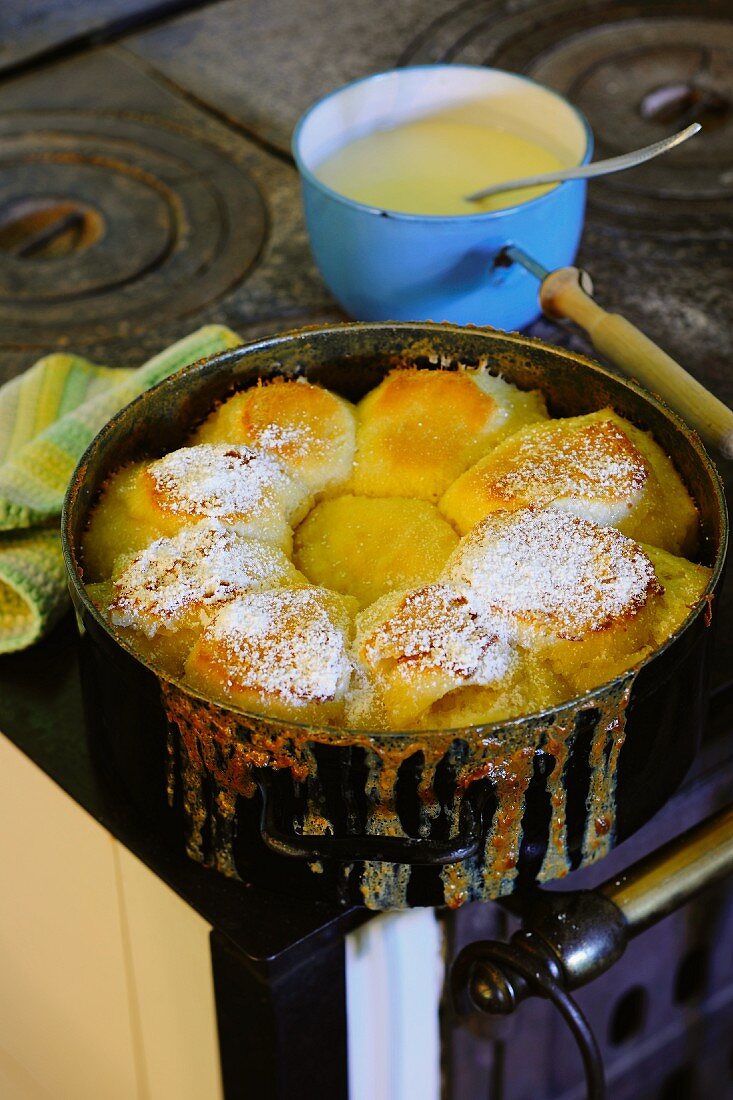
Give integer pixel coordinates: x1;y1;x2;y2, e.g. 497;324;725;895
454;934;607;1100
256;771;483;865
451;802;733;1100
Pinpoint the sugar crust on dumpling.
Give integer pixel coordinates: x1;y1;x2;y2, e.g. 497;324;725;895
145;444;311;545
440;408;699;556
108;520;302;637
185;586;356;722
441;414;648;529
444;507;662;643
347;366;547;502
190;377;357;493
83;442;313;581
350;583;517;728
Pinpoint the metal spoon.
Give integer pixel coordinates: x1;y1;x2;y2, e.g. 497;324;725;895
465;122;701;203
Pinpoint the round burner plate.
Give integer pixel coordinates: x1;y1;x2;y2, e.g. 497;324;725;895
0;112;267;346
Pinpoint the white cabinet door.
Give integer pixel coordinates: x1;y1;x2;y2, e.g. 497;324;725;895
115;844;223;1100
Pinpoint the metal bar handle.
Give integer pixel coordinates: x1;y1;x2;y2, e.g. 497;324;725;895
600;802;733;935
256;773;481;865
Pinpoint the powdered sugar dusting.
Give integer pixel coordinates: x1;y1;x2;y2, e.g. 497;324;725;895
147;444;306;519
255;421;317;452
490;420;647;506
362;583;516;685
445;508;662;641
234;379;355;490
201;588;353;706
109;521;296;635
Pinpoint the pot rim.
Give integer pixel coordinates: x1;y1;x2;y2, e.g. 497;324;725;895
61;320;729;741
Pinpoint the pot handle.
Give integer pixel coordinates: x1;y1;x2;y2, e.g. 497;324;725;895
256;773;482;865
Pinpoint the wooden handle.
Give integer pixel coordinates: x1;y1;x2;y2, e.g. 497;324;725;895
540;267;733;460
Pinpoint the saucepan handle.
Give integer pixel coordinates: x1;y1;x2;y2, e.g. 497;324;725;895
501;245;733;459
255;772;482;865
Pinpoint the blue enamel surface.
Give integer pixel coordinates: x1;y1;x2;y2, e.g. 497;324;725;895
293;66;593;330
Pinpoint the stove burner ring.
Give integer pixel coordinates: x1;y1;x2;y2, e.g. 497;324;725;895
532;24;733;204
0;112;267;347
400;2;733;228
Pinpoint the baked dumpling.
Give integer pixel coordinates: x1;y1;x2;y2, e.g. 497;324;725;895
415;655;571;729
88;521;305;673
640;544;713;648
185;586;356;722
84;461;155;582
83;444;312;579
443;507;710;696
293;495;459;609
444;507;662;642
349;583;517;729
190;377;357;493
440;409;699;555
552;540;712;694
348;367;547;502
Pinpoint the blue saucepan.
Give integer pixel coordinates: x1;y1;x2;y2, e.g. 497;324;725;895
292;65;593;330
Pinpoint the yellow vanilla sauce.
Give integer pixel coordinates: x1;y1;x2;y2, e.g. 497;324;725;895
314;116;569;215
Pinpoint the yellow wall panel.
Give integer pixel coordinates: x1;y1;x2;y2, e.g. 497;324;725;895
114;843;223;1100
0;735;141;1100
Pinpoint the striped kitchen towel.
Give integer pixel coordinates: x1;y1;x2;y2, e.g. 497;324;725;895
0;325;241;652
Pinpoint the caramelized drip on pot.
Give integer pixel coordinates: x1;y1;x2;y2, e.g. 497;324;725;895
160;669;637;909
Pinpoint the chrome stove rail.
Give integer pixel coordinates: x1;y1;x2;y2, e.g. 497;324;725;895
452;803;733;1099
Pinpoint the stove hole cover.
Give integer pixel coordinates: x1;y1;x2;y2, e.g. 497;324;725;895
0;197;104;259
640;81;731;129
0;112;267;347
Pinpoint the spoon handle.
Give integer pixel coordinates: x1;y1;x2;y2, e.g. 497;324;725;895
466;123;701;202
540;267;733;459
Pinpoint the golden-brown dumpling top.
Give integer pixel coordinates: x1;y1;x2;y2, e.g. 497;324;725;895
82;443;312;580
145;444;312;548
190;377;357;493
348;367;547;502
293;494;458;609
441;412;645;529
185;586;355;722
444;507;662;644
440;409;699;556
351;583;517;727
108;520;303;638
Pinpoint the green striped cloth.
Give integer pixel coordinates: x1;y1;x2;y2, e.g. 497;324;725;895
0;325;242;652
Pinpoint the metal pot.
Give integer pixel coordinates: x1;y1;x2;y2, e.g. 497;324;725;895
62;322;728;910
